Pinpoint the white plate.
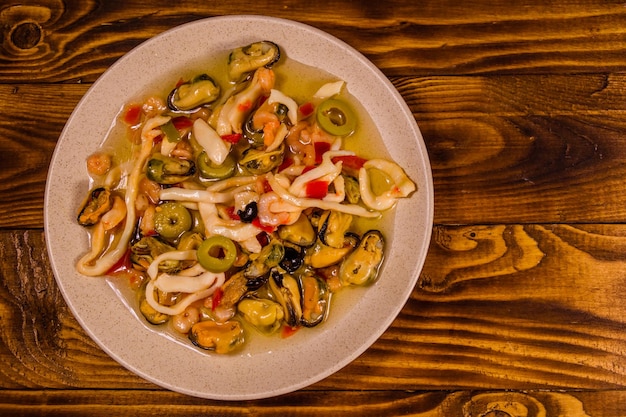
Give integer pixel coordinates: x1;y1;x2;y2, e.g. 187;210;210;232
44;15;433;400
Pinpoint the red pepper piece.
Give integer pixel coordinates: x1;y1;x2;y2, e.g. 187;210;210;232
211;287;224;310
252;217;276;233
314;142;331;165
221;133;242;144
305;180;329;199
299;102;314;118
122;104;142;126
331;155;368;170
172;116;193;130
106;248;132;275
281;325;300;338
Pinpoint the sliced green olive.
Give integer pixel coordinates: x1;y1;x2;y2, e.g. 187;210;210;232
316;98;357;137
154;202;193;239
197;151;236;180
197;235;237;273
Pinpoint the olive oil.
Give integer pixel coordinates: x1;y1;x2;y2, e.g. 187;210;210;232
100;46;397;356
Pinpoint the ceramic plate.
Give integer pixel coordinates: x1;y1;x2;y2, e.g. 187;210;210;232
44;15;433;400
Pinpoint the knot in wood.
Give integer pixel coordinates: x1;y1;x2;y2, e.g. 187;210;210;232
10;21;42;50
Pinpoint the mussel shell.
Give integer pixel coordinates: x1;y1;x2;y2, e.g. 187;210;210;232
77;187;112;226
277;214;316;247
299;274;330;327
237;296;284;335
138;296;169;325
339;230;385;286
130;236;179;272
305;232;360;269
269;270;302;328
238;146;284;175
146;153;196;184
188;319;245;354
318;210;353;248
167;74;221;113
242;115;265;147
228;41;281;81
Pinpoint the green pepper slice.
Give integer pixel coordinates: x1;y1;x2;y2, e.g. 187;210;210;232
154;202;193;239
161;120;180;143
316;98;357;137
197;151;236;180
197;235;237;273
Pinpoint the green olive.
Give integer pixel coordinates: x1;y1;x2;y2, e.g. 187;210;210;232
316;98;357;137
197;151;236;180
154;202;193;239
197;235;237;273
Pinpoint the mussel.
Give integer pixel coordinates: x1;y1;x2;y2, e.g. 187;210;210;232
305;232;360;269
242;115;265;147
167;74;221;113
138;295;169;325
343;175;361;204
189;319;245;354
228;41;281;81
146;153;196;184
299;273;330;327
278;214;316;247
130;236;180;272
339;230;385;286
237;296;284;334
213;272;250;322
269;270;302;328
239;145;284;175
318;210;353;248
77;187;113;226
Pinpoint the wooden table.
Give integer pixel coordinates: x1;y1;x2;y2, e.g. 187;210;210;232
2;1;626;415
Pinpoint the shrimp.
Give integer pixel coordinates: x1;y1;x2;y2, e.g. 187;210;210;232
253;105;281;146
286;121;316;166
142;96;167;118
215;67;275;136
257;191;301;227
172;305;200;334
86;151;112;176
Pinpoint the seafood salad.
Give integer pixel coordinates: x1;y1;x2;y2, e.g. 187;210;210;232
75;41;416;354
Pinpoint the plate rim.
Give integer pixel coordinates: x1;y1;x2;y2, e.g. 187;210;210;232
44;14;434;400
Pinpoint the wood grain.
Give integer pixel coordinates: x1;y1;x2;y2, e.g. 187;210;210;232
3;225;626;391
3;0;626;414
1;1;626;82
2;74;626;227
1;389;623;416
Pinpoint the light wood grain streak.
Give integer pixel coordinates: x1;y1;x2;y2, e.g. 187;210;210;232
0;389;624;416
2;74;626;227
1;2;626;81
3;227;626;391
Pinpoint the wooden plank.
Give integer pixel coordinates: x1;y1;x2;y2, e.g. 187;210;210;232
2;74;626;227
3;227;626;391
0;389;625;416
1;1;626;81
